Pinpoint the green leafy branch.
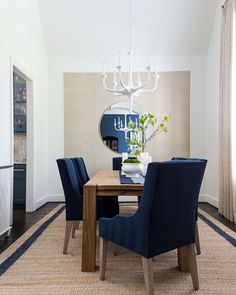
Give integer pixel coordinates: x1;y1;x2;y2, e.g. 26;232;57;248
126;113;171;156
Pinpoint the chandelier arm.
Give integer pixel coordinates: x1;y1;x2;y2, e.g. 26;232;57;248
132;82;149;92
106;89;126;95
118;71;129;90
102;75;126;95
135;70;152;89
132;74;153;96
138;75;160;93
120;79;128;91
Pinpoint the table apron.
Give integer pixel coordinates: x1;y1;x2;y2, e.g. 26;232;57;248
97;190;143;196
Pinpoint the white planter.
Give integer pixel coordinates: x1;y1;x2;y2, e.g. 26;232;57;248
122;163;143;177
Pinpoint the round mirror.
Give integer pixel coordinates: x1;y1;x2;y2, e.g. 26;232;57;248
100;102;147;154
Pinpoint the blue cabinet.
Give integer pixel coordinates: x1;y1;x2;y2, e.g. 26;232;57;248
13;164;26;208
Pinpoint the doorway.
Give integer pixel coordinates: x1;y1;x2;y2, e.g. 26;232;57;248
11;62;34;222
13;71;27;209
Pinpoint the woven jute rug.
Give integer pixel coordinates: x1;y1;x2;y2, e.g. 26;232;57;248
0;204;236;295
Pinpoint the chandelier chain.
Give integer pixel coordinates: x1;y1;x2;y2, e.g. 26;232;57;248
129;0;132;52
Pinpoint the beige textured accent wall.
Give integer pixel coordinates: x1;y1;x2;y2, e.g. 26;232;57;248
64;72;190;176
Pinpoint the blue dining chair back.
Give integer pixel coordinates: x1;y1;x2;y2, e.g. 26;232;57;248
71;157;90;185
99;160;207;293
112;157;122;170
171;157;207;255
57;158;83;221
140;161;206;257
172;157;207;162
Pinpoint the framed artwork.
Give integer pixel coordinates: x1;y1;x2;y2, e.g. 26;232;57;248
103;136;118;152
13;72;27;133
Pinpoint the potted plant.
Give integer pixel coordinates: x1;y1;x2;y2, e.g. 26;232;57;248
121;113;170;176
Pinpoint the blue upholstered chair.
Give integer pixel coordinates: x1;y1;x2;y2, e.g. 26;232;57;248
171;157;207;255
57;158;119;254
99;160;207;294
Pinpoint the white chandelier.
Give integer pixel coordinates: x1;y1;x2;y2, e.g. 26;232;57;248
101;1;160;113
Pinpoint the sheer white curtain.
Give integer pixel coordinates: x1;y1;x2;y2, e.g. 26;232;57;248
219;0;236;222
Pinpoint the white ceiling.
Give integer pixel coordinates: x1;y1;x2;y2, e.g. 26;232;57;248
38;0;218;57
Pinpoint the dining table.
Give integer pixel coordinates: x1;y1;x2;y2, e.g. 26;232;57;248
81;170;190;273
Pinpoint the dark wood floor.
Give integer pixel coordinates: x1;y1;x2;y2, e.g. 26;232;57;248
0;203;60;254
0;202;236;255
199;202;236;232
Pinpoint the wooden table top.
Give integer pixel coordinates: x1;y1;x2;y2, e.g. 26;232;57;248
84;170;144;191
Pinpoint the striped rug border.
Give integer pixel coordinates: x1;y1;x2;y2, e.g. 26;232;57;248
0;206;65;277
1;206;236;277
198;212;236;247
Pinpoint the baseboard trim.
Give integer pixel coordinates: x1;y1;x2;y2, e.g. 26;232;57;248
199;194;219;208
35;193;218;211
118;196;138;202
47;194;65;202
199;194;207;203
35;194;65;210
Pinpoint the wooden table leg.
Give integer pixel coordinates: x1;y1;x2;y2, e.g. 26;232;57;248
82;185;97;272
178;246;190;272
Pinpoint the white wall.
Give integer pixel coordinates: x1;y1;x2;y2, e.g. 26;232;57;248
0;0;48;212
47;55;207;199
205;0;224;208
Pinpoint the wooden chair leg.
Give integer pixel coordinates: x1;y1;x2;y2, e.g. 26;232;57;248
186;243;199;290
113;243;119;256
99;238;108;280
195;222;201;255
63;221;73;254
76;220;80;230
71;221;78;238
178;246;190;272
142;257;154;295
